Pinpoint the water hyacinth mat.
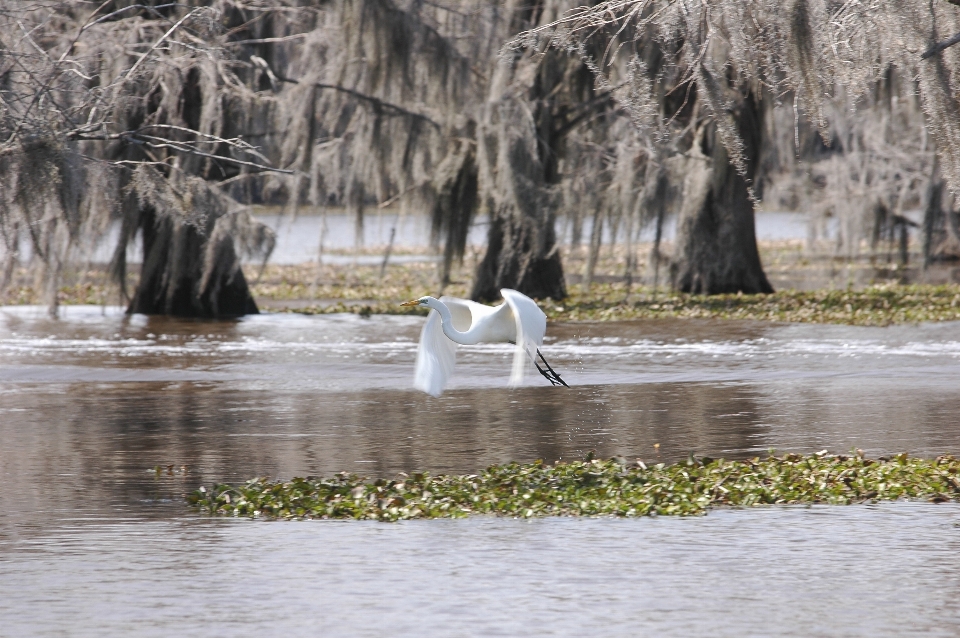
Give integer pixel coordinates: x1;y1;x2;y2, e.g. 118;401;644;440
189;452;960;521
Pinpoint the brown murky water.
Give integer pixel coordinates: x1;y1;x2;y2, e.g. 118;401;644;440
3;306;960;636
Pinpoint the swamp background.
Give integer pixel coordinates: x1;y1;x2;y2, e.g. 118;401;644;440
4;0;960;312
6;2;960;636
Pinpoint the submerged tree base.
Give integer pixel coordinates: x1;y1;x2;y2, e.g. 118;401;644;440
189;452;960;521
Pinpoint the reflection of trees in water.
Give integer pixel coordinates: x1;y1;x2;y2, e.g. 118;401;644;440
588;383;770;463
7;375;960;529
2;380;770;521
751;378;960;458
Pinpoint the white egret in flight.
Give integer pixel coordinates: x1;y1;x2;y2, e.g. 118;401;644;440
401;288;568;397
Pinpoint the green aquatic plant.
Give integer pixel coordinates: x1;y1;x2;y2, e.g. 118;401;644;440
189;452;960;522
536;285;960;326
286;284;960;326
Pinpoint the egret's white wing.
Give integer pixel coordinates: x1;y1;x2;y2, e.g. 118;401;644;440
439;296;491;332
413;309;457;397
413;296;492;396
500;288;547;386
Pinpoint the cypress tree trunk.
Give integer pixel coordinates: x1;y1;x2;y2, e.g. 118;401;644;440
921;156;960;267
117;54;263;319
471;49;594;302
922;159;942;269
433;147;480;290
472;213;566;301
671;93;774;295
470;105;568;302
128;207;259;317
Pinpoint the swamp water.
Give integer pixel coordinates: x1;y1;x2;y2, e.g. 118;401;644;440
74;210;806;265
2;306;960;636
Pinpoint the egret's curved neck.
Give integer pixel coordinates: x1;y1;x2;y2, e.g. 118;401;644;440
427;299;480;345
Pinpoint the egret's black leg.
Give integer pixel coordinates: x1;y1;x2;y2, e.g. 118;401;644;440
536;349;569;387
535;360;560;385
510;341;569;387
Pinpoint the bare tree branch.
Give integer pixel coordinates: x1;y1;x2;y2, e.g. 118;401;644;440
312;82;442;129
226;34;308;46
261;62;444;129
922;31;960;59
69;130;292;174
306;79;441;128
120;7;207;86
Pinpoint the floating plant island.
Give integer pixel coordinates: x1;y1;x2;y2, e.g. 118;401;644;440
190;452;960;522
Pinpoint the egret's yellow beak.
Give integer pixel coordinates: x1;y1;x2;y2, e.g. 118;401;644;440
400;299;421;307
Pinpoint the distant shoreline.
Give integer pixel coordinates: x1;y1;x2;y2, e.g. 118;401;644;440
259;284;960;327
4;239;960;326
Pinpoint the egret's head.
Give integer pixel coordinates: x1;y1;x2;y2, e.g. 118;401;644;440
400;296;432;307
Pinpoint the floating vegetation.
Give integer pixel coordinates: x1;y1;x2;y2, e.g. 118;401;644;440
189;452;960;521
275;284;960;327
237;262;960;326
7;249;960;328
539;285;960;326
9;255;960;327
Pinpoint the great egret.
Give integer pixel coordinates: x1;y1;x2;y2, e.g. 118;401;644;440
401;288;568;396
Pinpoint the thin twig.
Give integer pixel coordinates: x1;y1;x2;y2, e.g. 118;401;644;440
377;178;433;208
276;74;442;129
135;139;293;173
122;7;206;85
226;34;308;46
314;82;441;129
73;129;292;173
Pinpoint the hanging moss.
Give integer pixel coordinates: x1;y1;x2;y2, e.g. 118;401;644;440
7;1;960;313
189;452;960;521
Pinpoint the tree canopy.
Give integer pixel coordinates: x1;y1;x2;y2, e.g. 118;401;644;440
2;1;959;313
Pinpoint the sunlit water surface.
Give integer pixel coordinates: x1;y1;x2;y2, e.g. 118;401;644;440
2;306;960;636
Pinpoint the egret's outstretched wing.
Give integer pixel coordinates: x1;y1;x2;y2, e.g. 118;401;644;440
500;288;547;386
413;309;457;397
439;296;488;332
413;296;490;396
